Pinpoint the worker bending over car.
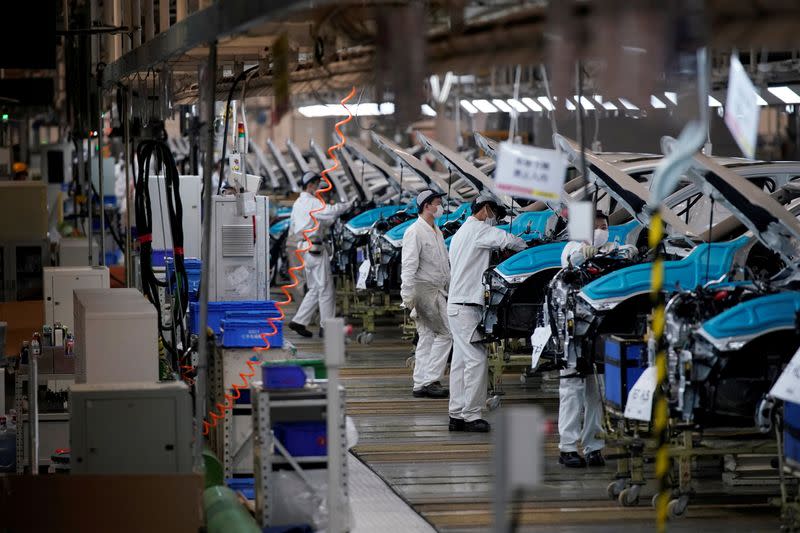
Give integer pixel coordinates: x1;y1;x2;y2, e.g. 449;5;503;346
401;189;453;399
447;191;527;432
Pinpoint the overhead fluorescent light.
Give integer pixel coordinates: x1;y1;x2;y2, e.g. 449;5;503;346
379;102;395;115
565;99;576;111
574;95;595;110
664;91;677;105
492;99;513;112
650;95;666;109
768;86;800;104
618;98;639;110
521;97;542;112
472;99;499;113
537;96;555;111
756;93;768;106
593;95;617;110
460;99;478;114
507;98;529;113
708;95;722;108
421;104;437;117
439;72;454;103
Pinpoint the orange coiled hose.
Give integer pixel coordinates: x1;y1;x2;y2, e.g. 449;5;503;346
202;87;357;436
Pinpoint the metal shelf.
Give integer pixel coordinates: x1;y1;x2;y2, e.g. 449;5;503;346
253;384;348;528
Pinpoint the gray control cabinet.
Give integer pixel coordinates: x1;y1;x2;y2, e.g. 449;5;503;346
69;381;192;474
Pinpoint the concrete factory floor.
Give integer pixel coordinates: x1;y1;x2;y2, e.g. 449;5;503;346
284;315;783;532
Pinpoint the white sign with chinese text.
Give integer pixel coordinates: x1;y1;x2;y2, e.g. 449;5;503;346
495;143;568;202
624;366;658;422
724;54;761;159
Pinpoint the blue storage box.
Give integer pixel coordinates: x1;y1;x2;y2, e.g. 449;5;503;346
166;257;202;300
262;365;307;389
220;319;283;348
273;421;327;457
785;401;800;468
189;300;279;335
225;477;255;500
603;335;647;411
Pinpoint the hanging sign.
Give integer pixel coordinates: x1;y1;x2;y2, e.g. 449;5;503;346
495;142;568;202
724;54;761;159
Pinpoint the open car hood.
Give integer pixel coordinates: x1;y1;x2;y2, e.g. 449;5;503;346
494;219;640;280
697;291;800;349
555;135;696;238
344;139;405;195
474;132;499;160
345;203;413;233
267;139;300;193
371;132;463;200
681;149;800;265
335;146;372;202
416;132;516;209
579;236;752;310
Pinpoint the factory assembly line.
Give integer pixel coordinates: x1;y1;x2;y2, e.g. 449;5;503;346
6;1;800;532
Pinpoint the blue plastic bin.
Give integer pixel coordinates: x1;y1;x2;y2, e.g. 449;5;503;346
220;319;283;348
166;257;202;300
225;477;255;500
603;335;647;411
262;365;307;389
785;401;800;468
273;421;327;457
189;300;279;335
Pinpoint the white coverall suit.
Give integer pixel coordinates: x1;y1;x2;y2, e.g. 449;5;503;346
401;217;452;392
557;240;611;455
448;217;527;422
289;191;351;327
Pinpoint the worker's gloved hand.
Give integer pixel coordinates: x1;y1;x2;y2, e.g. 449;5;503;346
580;244;598;258
401;297;414;310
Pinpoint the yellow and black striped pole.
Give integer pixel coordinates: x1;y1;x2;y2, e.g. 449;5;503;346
649;209;669;532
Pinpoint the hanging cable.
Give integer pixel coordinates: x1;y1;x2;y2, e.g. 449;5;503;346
134;139;189;371
705;196;715;283
202;87;358;436
217;66;259;195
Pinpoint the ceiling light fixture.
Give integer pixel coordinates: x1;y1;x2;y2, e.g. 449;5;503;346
618;98;639;110
460;99;478;114
492;99;513;112
507;99;529;113
650;95;666;109
768;86;800;104
537;96;555;111
521;97;543;112
472;99;499;113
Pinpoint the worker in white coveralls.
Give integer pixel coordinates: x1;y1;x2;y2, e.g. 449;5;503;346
401;189;452;399
558;210;634;467
447;191;527;432
288;171;353;339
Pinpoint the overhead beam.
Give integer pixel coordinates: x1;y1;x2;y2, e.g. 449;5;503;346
101;0;327;87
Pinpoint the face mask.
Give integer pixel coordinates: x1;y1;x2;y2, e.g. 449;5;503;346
593;228;609;247
433;205;445;218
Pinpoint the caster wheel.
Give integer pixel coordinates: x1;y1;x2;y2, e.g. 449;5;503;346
667;497;688;519
519;373;527;385
405;356;415;368
486;396;501;411
607;480;625;500
363;332;374;344
618;486;640;507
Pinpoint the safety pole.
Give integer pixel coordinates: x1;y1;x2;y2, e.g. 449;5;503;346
124;87;133;286
649;209;669;533
195;41;217;470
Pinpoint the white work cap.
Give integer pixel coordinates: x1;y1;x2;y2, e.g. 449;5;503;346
416;189;446;208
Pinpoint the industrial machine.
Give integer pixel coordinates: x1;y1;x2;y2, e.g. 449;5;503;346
73;288;158;384
43;266;109;331
207;195;269;302
70;381;192;474
148;175;202;264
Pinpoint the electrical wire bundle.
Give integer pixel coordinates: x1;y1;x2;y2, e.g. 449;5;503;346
134;138;189;374
201;87;358;436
